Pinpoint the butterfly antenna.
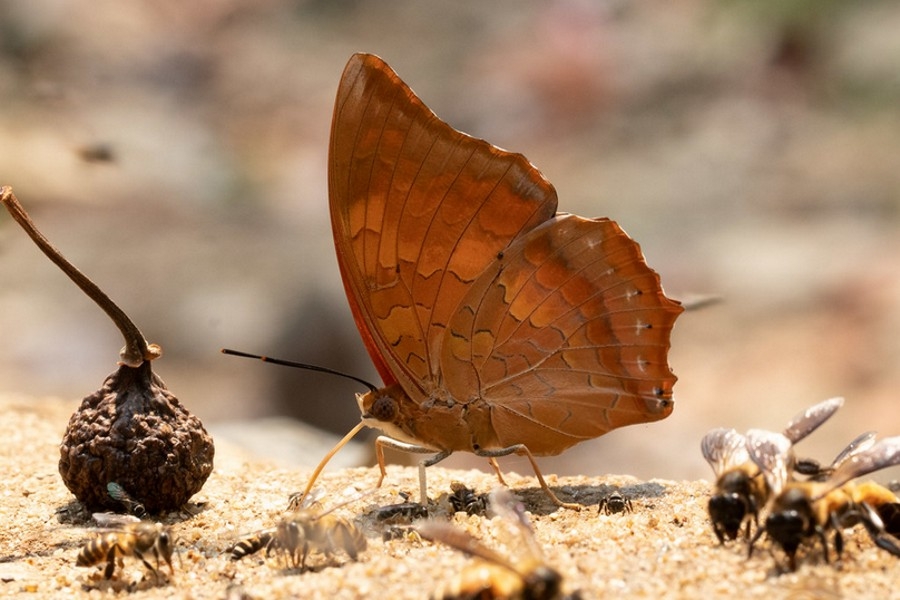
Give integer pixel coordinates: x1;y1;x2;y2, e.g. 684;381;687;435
220;348;378;392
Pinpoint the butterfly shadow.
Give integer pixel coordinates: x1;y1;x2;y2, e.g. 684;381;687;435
512;481;667;516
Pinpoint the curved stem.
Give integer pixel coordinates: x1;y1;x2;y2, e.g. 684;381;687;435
1;186;159;367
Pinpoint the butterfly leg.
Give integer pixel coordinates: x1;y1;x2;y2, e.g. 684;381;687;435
486;457;507;486
474;445;580;510
374;435;449;504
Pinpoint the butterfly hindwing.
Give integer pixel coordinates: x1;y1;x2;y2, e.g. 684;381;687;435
442;214;681;454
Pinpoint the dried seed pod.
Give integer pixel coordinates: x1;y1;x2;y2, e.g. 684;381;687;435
1;186;214;513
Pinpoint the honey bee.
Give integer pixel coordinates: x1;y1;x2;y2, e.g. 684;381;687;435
701;397;843;544
419;488;567;600
373;495;429;525
76;516;175;581
598;490;633;515
747;429;900;571
230;504;367;570
382;525;424;543
448;482;488;517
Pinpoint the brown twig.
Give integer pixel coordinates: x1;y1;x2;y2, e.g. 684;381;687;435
0;186;160;367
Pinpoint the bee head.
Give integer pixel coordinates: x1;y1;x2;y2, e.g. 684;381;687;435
708;493;749;542
522;565;563;600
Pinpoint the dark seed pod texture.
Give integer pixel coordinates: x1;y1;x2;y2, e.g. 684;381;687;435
59;361;215;513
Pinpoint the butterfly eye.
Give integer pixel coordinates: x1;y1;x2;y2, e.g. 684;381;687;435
369;395;398;422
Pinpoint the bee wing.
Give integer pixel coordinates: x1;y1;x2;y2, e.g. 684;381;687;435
302;487;326;509
91;512;141;527
701;428;749;477
487;489;532;534
830;431;877;468
782;397;843;444
745;429;794;496
485;488;545;564
825;435;900;492
418;521;521;575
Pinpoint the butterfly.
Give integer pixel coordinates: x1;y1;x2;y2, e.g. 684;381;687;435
300;53;682;509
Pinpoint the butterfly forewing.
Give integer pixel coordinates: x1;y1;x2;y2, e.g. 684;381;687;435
330;53;558;396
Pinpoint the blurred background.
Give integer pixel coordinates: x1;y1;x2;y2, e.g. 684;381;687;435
1;0;898;482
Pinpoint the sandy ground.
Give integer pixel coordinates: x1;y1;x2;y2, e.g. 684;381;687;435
1;394;898;600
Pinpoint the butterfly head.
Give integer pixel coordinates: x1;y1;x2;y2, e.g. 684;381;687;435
358;386;399;422
358;384;407;436
357;384;445;450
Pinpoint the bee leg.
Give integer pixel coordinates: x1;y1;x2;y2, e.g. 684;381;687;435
877;502;900;536
713;528;725;545
872;534;900;557
816;525;832;564
103;544;119;579
743;513;756;543
262;533;278;559
711;514;726;545
285;544;297;569
338;525;360;561
103;542;125;579
787;552;797;573
133;548;159;581
860;502;900;558
747;523;765;559
151;547;163;579
300;541;311;570
747;498;760;542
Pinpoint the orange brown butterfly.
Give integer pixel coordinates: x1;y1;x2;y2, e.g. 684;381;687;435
291;53;682;509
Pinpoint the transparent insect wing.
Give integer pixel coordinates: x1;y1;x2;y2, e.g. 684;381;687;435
486;488;544;563
107;482;127;501
700;428;749;477
744;428;794;496
782;397;844;444
91;512;141;527
295;487;326;511
418;520;518;573
826;435;900;493
830;431;877;468
487;489;531;531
